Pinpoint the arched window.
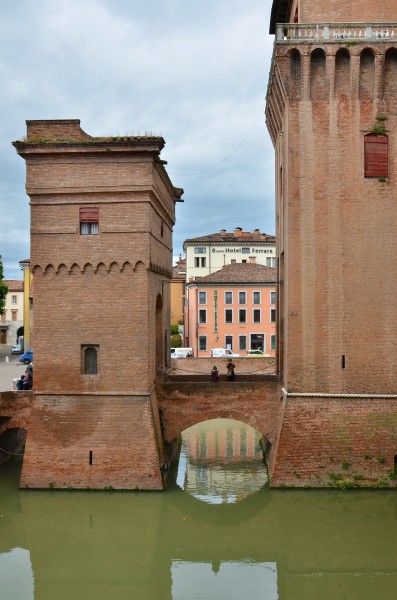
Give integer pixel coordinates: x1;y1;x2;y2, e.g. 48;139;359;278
82;346;98;374
364;134;388;178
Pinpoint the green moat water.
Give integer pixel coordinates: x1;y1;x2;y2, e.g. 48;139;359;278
1;418;397;599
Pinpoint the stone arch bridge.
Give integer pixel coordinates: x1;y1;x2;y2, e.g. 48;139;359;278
156;376;282;445
0;377;282;472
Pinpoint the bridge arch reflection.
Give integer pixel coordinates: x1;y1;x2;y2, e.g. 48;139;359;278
170;418;269;505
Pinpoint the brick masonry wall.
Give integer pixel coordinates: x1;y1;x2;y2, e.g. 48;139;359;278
13;121;179;489
156;379;282;444
170;357;276;376
271;396;397;488
301;0;397;24
268;42;397;395
0;391;32;432
20;392;165;490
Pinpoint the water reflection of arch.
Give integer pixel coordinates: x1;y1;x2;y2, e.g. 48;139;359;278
166;480;272;527
184;418;261;463
170;410;272;445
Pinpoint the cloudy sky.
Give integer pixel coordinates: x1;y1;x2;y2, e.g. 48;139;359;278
1;0;275;279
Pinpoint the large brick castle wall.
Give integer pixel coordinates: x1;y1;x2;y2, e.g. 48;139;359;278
266;1;397;486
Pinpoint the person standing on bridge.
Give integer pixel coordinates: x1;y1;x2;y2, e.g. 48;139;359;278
226;360;235;381
211;366;219;382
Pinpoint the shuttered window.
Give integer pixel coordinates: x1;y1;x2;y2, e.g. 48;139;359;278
80;207;99;235
364;134;388;178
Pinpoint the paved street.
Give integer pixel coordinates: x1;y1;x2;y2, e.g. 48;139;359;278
0;347;26;391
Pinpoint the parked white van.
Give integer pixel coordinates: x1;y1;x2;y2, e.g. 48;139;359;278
210;348;240;358
171;347;194;358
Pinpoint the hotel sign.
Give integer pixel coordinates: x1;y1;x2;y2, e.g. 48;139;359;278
211;247;274;254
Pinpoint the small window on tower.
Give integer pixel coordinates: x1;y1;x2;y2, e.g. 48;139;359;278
80;208;99;235
364;134;388;178
82;345;99;375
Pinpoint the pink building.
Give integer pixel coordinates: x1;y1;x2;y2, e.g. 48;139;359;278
185;263;276;357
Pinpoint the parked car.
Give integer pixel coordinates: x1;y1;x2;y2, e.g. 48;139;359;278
246;350;271;357
11;343;22;354
19;349;33;365
210;348;240;358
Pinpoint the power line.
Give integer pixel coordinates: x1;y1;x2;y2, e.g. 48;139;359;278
168;104;266;177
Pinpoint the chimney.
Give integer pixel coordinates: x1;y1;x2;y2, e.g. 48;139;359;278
249;257;257;263
253;228;260;235
220;229;227;235
233;227;242;237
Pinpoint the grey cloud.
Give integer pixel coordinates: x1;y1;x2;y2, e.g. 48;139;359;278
0;0;275;278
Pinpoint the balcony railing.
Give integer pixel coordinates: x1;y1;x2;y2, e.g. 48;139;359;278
276;22;397;43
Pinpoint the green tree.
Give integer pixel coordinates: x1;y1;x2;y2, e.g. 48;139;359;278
171;333;182;348
170;323;179;335
0;256;8;315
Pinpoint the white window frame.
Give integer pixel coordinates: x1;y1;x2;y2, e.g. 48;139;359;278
253;291;261;305
270;334;276;350
198;291;207;305
12;295;17;305
253;308;261;324
224;291;233;305
225;308;233;324
225;335;233;350
80;222;99;235
195;247;206;254
198;335;207;351
270;308;276;323
250;333;266;352
198;309;207;324
270;291;276;305
239;335;247;351
200;257;206;267
238;291;246;305
238;308;247;324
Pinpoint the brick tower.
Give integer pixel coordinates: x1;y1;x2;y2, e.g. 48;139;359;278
13;120;183;490
266;2;397;486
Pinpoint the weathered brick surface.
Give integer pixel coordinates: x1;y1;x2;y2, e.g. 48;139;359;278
268;41;397;395
266;5;397;487
156;379;282;443
0;391;32;462
0;391;32;434
300;0;397;24
20;393;164;490
13;120;180;489
271;396;397;488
